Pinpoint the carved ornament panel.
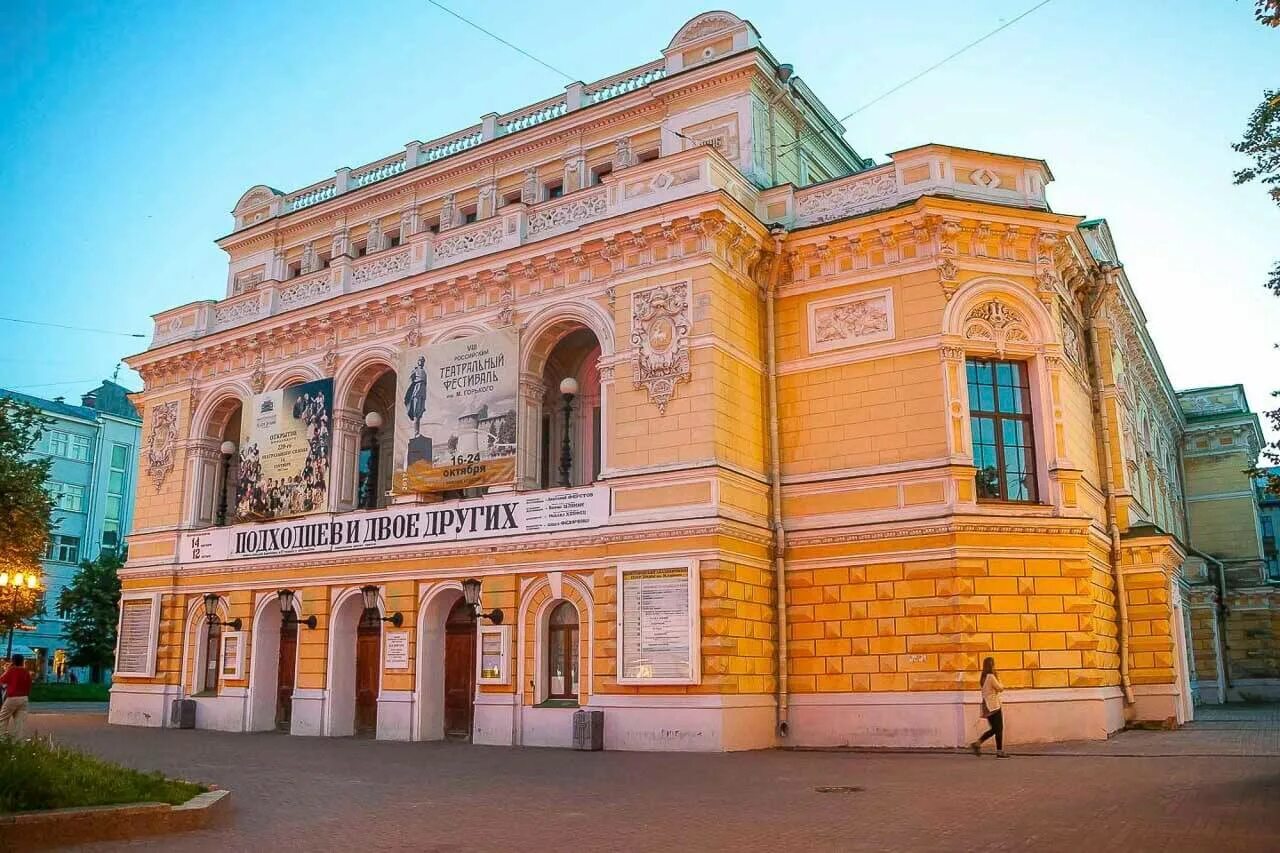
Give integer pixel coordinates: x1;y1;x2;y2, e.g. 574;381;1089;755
807;288;895;354
631;282;691;414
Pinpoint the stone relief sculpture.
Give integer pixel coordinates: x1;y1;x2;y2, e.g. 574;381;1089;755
809;291;893;352
631;282;691;414
963;299;1032;356
145;401;180;491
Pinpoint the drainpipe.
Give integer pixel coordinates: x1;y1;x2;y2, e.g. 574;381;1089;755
1084;264;1134;705
765;226;790;737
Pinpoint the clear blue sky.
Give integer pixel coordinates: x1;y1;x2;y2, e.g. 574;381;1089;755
1;1;1276;435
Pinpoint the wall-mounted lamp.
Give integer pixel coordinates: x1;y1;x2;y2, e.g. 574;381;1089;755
202;592;242;630
461;577;504;624
360;584;403;627
216;440;237;527
276;588;317;629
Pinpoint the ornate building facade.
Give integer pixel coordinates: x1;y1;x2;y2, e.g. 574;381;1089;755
110;11;1268;749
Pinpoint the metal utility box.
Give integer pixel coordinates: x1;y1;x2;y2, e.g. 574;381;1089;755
169;698;196;729
572;709;604;750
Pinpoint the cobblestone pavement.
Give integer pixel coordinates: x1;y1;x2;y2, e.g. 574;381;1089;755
22;709;1280;853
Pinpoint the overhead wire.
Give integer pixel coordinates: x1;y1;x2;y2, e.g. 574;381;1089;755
424;0;577;82
777;0;1056;158
0;316;146;338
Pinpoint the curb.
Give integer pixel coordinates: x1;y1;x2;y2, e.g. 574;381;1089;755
0;788;230;851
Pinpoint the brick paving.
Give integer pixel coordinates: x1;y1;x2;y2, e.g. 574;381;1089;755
17;708;1280;852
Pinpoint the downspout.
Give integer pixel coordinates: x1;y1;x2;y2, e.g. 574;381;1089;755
765;227;790;738
1084;264;1134;705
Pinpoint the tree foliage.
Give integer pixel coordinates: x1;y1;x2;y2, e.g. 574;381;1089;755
0;398;53;633
1234;5;1280;471
57;551;124;671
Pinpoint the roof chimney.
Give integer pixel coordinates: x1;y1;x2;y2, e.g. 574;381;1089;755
81;391;97;408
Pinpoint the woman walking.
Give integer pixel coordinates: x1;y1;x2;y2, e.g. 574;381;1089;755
970;656;1008;757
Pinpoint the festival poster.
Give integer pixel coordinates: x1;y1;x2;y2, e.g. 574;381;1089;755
393;329;518;493
235;378;333;519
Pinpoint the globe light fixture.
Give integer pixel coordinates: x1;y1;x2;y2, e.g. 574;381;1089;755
358;584;403;627
364;411;383;430
558;376;579;488
220;440;238;456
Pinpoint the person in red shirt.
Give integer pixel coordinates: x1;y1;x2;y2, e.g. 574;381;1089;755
0;653;33;738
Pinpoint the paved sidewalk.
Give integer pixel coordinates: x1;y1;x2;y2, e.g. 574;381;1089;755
1023;702;1280;757
18;709;1280;853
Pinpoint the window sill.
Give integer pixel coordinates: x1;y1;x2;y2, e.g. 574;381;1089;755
535;699;580;709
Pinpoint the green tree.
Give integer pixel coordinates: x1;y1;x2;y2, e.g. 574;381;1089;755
0;398;53;648
1233;2;1280;472
57;551;124;683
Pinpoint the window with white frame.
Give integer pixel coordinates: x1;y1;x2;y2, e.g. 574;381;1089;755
102;443;130;554
47;430;91;461
966;357;1039;503
45;534;80;564
545;601;580;702
49;481;86;512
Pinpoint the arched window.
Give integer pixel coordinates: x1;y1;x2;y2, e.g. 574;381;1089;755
546;601;580;701
202;620;221;694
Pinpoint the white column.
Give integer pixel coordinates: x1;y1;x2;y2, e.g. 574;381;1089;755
331;409;363;512
518;374;546;489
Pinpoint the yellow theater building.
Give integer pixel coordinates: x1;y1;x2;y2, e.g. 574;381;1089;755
111;11;1266;749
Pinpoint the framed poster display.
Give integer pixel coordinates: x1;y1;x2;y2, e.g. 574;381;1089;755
477;624;511;685
219;631;244;680
616;559;700;685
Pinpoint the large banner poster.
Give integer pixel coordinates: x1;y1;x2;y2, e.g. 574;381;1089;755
236;378;333;519
393;329;518;493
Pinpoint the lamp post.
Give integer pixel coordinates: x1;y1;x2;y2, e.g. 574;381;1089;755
461;577;504;624
359;585;403;627
216;440;237;526
202;592;242;631
1;568;41;658
361;411;383;509
557;376;578;488
276;589;318;629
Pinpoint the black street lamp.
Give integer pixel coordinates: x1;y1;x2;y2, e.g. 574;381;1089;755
361;411;383;510
461;578;504;624
202;593;242;630
216;440;237;526
276;589;317;629
557;376;578;488
359;584;403;627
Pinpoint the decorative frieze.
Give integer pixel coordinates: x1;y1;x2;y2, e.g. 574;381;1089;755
631;282;691;413
807;288;894;354
351;249;412;289
794;169;898;226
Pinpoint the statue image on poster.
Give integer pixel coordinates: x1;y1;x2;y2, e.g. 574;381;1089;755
393;329;518;493
235;378;333;519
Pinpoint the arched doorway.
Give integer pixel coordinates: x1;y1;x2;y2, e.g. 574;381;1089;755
444;599;476;739
192;396;243;527
336;360;396;512
276;618;299;730
532;327;602;489
355;608;381;735
326;589;383;737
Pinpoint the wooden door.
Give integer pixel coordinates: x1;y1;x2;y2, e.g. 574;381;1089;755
444;600;475;738
355;617;381;735
275;622;298;730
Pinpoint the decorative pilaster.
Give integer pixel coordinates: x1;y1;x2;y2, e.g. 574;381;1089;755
331;408;365;512
517;374;546;490
439;193;458;232
521;168;540;205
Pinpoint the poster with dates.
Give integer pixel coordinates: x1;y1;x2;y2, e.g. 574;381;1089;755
236;378;333;519
393;329;518;493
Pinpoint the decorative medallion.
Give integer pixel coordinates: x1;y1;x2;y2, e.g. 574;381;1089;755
145;401;180;491
631;282;691;414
